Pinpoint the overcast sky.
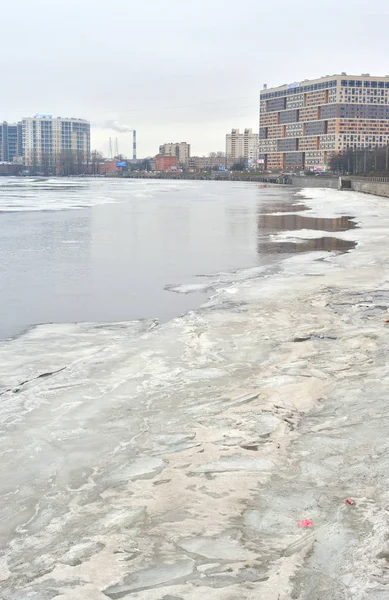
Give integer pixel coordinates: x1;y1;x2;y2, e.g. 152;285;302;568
1;0;388;157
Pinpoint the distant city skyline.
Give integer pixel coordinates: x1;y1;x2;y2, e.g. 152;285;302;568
92;113;253;158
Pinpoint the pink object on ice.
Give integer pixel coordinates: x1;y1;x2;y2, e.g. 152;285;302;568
346;498;355;505
298;519;313;528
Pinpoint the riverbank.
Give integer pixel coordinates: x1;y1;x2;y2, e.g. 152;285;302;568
7;171;389;201
1;187;389;599
109;172;389;200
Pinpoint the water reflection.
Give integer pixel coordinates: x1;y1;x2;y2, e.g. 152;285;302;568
258;212;357;232
268;237;356;254
257;196;357;255
260;202;309;214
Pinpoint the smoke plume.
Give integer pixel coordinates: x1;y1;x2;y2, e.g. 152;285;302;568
100;120;133;133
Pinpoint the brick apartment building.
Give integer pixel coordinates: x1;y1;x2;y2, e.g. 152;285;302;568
155;155;179;171
259;74;389;171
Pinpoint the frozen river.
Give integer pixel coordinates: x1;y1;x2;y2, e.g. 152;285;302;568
4;180;389;599
0;178;354;339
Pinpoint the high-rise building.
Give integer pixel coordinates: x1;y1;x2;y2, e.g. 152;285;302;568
159;142;190;163
0;122;23;162
259;74;389;171
22;115;90;167
226;128;259;162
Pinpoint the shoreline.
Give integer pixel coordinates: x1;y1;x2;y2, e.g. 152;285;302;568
6;171;389;202
1;187;389;598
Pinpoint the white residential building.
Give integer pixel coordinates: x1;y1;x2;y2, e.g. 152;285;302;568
226;128;259;161
22;115;90;166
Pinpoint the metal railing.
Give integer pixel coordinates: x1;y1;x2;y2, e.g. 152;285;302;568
350;175;389;183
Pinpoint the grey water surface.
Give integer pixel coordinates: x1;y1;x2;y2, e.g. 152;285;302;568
0;178;355;339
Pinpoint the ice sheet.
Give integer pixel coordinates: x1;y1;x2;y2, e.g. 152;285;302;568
2;186;389;599
0;177;200;212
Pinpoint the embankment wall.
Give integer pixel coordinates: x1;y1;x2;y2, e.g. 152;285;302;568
350;180;389;198
290;176;338;189
291;175;389;198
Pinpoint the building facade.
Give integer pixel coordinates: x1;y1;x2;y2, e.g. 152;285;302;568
0;122;23;162
259;74;389;171
22;115;90;167
159;142;190;163
187;156;239;171
155;155;179;171
226;128;259;162
187;156;224;171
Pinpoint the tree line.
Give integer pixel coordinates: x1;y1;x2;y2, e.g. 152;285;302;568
27;150;106;176
27;151;158;176
329;145;389;175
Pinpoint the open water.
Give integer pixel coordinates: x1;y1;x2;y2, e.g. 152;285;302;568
0;177;355;339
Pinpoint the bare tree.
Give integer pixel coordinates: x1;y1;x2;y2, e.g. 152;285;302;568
76;149;85;175
91;150;104;175
230;162;246;171
56;150;76;176
30;148;38;176
330;146;389;175
41;151;52;176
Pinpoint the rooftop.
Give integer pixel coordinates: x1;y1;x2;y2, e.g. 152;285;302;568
261;73;389;93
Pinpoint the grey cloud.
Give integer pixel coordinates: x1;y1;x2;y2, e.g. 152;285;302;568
1;0;389;156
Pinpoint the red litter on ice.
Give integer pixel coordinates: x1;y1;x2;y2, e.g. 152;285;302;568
298;519;313;528
346;498;355;505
